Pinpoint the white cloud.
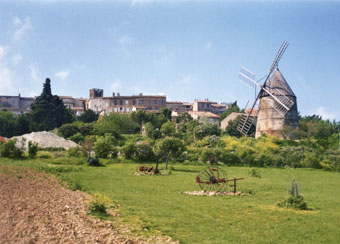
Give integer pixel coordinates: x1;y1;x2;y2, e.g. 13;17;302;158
55;70;70;80
29;64;42;82
0;46;15;94
12;54;23;65
0;46;7;60
316;107;336;121
0;66;14;94
119;35;133;45
13;16;32;41
111;80;122;91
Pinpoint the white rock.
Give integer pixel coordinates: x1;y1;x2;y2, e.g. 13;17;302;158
12;131;78;150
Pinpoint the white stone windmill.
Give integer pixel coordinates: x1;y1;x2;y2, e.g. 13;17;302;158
237;41;299;138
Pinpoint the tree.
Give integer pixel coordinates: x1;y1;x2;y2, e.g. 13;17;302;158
0;111;16;137
220;101;240;121
144;122;161;139
160;107;172;120
160;121;176;137
30;78;74;131
15;113;30;136
94;134;117;158
78;109;98;123
201;148;222;165
94;112;139;137
224;115;242;137
155;137;185;169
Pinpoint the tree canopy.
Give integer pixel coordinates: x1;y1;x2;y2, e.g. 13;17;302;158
30;78;74;131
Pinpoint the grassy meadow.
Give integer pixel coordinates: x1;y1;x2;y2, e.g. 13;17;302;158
1;157;340;244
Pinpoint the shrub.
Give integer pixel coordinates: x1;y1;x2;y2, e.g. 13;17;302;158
121;142;136;159
58;123;80;138
89;193;116;216
87;157;101;166
220;150;240;166
67;146;83;157
301;152;321;169
28;141;39;158
38;152;53;159
68;132;84;143
249;168;261;178
94;134;117;158
277;195;309;210
0;138;24;158
134;142;155;162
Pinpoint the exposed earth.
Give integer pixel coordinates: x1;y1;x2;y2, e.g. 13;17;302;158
0;166;177;244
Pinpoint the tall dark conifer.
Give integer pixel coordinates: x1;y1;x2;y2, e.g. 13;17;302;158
30;78;74;131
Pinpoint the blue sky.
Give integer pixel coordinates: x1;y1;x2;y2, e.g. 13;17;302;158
0;0;339;121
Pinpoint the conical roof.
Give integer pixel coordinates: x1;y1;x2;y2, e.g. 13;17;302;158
264;68;296;98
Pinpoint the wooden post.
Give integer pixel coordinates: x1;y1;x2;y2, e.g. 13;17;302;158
234;178;236;193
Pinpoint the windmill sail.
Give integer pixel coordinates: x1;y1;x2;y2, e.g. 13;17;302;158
237;112;256;136
262;86;294;116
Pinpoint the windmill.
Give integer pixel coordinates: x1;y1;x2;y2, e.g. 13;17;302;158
237;41;299;138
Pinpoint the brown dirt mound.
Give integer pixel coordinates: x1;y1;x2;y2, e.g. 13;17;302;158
0;167;177;244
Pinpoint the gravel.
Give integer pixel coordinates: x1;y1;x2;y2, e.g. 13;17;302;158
12;131;78;150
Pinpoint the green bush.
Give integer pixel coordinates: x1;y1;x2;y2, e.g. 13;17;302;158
93;134;117;158
121;142;136;159
0;138;25;158
68;132;84;143
277;195;309;210
301;152;321;169
58;123;80;138
220;150;240;166
249;168;261;178
67;146;83;157
89;193;116;216
134;142;155;162
28;141;39;158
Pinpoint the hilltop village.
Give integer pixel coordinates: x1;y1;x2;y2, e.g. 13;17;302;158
0;88;228;125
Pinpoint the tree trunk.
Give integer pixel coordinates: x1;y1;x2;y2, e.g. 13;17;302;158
154;159;160;174
165;155;169;170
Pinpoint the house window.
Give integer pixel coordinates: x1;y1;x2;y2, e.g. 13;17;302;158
133;100;136;105
126;107;130;112
120;100;123;105
141;100;144;104
148;100;151;105
155;99;157;104
125;100;129;105
114;100;117;105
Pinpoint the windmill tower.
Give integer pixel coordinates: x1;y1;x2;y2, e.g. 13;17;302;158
237;41;299;139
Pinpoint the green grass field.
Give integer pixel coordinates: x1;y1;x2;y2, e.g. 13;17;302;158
1;157;340;244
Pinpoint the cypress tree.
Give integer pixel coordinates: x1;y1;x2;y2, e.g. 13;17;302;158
30;78;74;131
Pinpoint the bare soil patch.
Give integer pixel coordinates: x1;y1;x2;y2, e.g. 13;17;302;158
0;166;177;244
183;191;251;196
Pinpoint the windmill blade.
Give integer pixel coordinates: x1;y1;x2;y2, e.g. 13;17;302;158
269;41;289;74
262;87;294;116
263;41;289;86
237;93;260;136
238;66;259;89
237;112;256;136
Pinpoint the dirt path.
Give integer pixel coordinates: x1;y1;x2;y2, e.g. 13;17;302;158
0;167;177;244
